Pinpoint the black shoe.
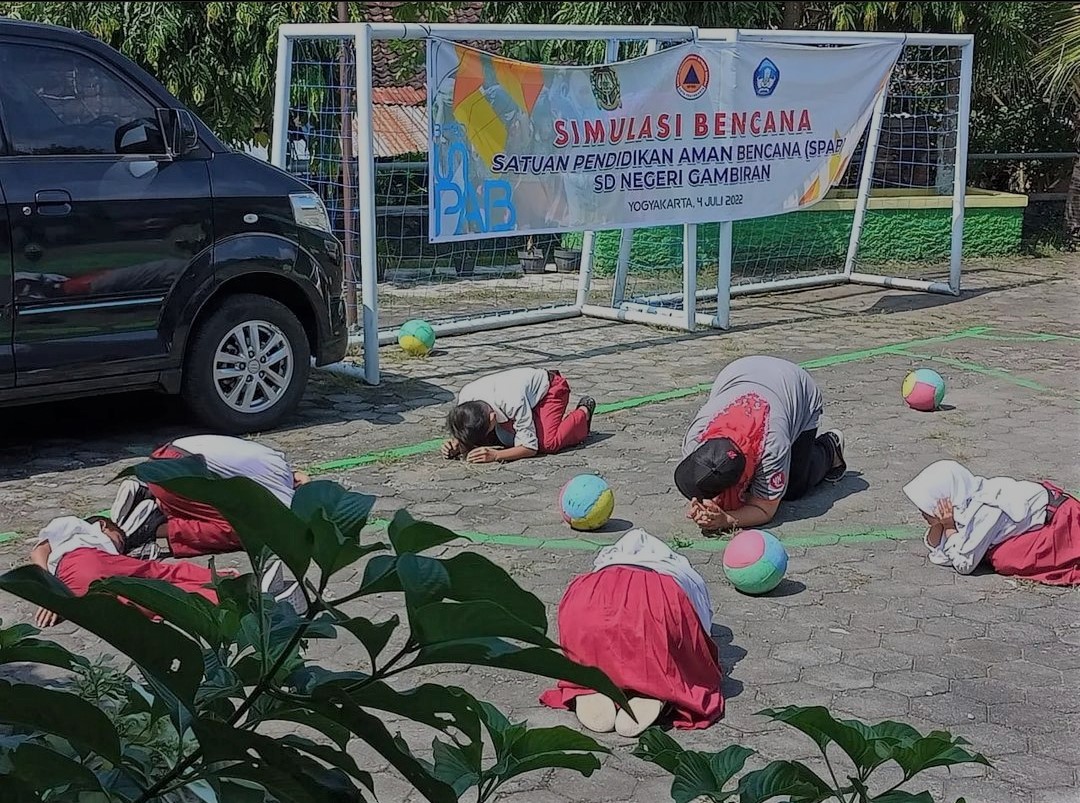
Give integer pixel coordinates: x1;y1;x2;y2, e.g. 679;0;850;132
110;478;152;525
122;500;168;554
577;396;597;427
822;430;847;483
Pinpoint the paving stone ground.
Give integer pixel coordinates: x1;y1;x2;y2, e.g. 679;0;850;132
1;255;1079;802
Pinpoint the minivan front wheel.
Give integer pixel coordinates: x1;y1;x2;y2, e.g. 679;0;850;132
183;294;311;434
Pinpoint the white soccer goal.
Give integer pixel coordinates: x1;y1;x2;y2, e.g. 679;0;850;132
272;24;974;384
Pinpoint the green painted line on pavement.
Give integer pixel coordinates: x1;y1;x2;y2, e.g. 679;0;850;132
360;517;922;552
308;326;992;475
889;349;1057;394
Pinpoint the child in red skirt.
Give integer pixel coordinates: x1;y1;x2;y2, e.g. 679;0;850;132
540;529;724;737
903;460;1080;585
442;367;595;464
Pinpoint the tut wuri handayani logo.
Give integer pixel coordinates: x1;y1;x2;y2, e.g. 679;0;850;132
753;57;780;97
590;66;622;111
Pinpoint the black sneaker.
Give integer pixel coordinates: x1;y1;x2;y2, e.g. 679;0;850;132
110;478;151;526
121;499;168;555
261;557;309;615
823;430;847;482
577;396;597;427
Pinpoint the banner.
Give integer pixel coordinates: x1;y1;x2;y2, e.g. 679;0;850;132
427;38;903;243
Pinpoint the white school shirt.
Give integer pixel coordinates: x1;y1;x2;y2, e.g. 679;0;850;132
171;435;295;506
903;460;1049;575
35;517;118;575
456;368;551;452
592;528;714;633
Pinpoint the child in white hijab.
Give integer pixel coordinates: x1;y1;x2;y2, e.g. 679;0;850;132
902;460;1050;575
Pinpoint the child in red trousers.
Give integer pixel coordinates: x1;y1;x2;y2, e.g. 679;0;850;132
110;435;309;560
442;367;595;464
28;516;303;628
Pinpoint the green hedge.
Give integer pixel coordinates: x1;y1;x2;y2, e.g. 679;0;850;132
562;206;1023;275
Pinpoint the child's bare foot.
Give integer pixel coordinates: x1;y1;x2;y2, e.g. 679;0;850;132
577;396;596;427
615;697;664;737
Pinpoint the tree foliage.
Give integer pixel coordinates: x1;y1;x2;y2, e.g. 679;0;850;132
634;706;990;803
0;461;620;802
0;2;344;145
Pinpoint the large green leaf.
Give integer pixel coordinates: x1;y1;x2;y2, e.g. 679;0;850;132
759;706;875;771
441;553;547;631
280;734;374;793
193;718;362;803
11;741;104;795
397;554;452;612
335;614;400;666
431;738;481;798
355;553;548;631
307;691;457;803
413;638;629;710
248;701;352;750
501;725;609;782
0;566;203;704
124;463;313;585
96;576;222;647
886;736;991;780
387;511;461;555
310;512;387;580
633;727;686;774
671;746;755;803
736;760;835;803
411;600;556;648
314;681;480;745
0;681;120;762
292;481;375;540
0;621;87;673
871;793;935;803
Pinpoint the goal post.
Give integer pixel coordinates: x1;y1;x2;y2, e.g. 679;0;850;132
271;24;974;385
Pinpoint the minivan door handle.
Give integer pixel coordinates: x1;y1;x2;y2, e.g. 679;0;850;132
35;189;72;216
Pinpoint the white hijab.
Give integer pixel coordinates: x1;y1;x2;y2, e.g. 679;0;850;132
593;528;714;633
36;516;118;575
902;460;1047;527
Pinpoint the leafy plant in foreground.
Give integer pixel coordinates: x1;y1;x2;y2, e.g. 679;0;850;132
0;457;624;802
633;705;990;803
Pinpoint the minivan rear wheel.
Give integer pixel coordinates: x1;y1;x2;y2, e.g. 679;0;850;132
182;293;311;434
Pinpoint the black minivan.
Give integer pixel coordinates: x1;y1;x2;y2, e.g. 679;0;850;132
0;19;348;433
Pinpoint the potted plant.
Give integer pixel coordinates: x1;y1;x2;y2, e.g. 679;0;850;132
518;236;547;274
554;242;582;273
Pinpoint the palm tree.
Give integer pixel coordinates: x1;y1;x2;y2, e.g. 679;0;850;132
1033;3;1080;245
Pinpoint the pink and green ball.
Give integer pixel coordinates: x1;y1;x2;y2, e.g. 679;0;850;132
398;319;436;356
902;368;946;412
722;529;788;595
559;474;615;532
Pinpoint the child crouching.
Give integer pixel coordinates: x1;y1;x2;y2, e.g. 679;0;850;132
443;367;595;464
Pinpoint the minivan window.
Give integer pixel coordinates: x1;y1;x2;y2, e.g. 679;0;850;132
0;43;162;156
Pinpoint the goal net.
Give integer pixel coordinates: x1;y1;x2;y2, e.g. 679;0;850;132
272;25;973;384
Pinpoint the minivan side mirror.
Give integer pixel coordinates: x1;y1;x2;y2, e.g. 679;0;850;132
157;108;200;157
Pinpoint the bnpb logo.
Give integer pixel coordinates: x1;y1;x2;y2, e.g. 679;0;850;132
676;53;709;100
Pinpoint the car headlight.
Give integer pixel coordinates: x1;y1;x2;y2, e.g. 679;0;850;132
289;192;332;234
